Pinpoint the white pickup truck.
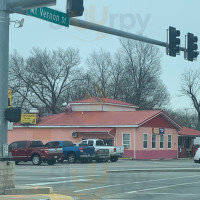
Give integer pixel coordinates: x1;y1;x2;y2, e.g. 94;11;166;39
79;139;124;162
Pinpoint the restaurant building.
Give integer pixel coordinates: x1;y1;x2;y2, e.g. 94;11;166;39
8;97;187;160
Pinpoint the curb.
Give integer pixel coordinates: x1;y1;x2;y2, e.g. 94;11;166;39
107;168;200;173
5;185;53;195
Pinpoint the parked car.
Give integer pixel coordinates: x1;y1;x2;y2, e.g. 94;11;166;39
78;142;109;163
9;140;63;165
44;141;95;163
194;147;200;163
78;139;124;162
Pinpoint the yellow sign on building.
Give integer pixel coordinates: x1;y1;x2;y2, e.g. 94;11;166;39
21;114;37;125
153;128;159;134
8;89;12;108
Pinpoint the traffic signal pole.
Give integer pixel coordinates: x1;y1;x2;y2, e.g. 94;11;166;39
70;18;186;52
0;1;9;159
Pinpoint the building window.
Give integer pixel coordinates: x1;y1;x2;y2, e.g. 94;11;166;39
168;135;172;148
123;133;130;149
178;136;184;146
160;135;164;149
143;134;148;149
185;137;191;148
152;135;156;148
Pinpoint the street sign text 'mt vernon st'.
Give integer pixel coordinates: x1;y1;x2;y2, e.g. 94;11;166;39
27;7;70;27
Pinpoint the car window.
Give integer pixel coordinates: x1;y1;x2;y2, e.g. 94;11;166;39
17;141;26;148
96;140;104;146
63;141;74;147
9;142;18;150
79;141;88;146
44;142;60;147
30;141;43;147
88;140;94;146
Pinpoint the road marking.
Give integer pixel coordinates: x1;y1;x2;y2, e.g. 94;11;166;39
26;179;92;186
146;193;199;196
74;174;200;193
47;175;101;180
126;180;200;194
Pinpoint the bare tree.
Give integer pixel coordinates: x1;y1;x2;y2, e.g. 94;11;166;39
180;69;200;129
9;47;80;114
119;38;170;109
109;51;127;100
165;108;197;128
85;49;112;97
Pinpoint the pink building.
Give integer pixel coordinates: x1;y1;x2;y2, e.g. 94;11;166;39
9;97;183;160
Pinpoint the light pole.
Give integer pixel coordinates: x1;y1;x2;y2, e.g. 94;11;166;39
0;0;9;159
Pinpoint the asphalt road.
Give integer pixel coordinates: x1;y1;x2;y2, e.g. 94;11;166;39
15;159;200;200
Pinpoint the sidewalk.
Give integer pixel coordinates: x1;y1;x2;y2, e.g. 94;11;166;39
0;194;74;200
0;185;74;200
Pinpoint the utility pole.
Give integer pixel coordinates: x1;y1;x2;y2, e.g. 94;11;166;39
0;0;9;159
0;0;56;160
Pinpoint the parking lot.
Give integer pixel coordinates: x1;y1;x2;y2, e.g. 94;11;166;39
15;159;200;200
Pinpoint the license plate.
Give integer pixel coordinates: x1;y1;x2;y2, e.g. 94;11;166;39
54;156;57;158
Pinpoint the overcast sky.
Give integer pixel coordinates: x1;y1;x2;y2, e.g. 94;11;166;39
9;0;200;110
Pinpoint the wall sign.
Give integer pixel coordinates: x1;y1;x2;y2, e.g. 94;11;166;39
153;128;165;135
159;128;165;134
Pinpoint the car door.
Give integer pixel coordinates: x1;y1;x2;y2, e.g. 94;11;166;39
9;142;18;159
9;141;27;160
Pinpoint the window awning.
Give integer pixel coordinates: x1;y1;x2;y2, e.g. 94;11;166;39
73;127;115;134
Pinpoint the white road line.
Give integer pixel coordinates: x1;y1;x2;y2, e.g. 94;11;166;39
74;174;200;193
16;175;101;180
47;175;101;179
127;181;200;194
26;179;92;186
146;193;199;196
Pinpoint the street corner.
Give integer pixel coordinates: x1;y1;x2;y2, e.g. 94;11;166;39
40;194;75;200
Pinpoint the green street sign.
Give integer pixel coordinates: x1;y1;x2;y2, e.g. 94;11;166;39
27;7;70;27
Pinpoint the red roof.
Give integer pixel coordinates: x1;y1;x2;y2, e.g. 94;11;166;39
16;110;181;130
71;97;137;107
179;126;200;136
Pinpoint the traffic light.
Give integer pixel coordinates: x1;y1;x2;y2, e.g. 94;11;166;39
168;26;181;57
66;0;84;17
187;33;199;62
5;108;21;123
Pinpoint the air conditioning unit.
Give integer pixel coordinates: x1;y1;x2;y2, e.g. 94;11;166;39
72;132;78;138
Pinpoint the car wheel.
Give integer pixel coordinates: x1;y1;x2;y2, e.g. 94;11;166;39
32;154;42;165
47;159;56;165
68;153;76;163
110;156;118;162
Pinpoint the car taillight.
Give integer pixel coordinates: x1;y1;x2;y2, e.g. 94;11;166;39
97;149;99;153
114;148;116;152
79;147;84;152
